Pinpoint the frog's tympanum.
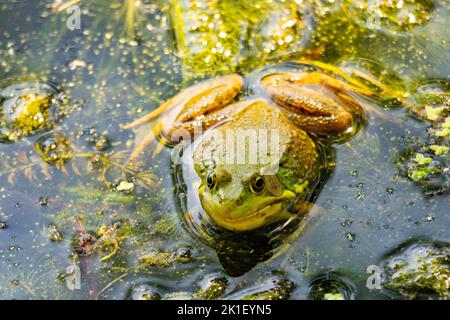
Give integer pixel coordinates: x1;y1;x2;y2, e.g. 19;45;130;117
126;62;372;256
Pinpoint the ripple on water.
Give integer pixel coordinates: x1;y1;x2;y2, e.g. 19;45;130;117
308;272;355;300
0;79;63;144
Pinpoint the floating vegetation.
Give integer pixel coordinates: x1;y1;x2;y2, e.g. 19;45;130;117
170;0;264;76
47;224;65;242
0;80;65;143
195;273;229;300
247;2;309;57
169;0;314;78
225;274;294;300
344;0;436;33
127;283;162;300
72;217;131;263
380;240;450;299
35;132;73;167
397;80;449;196
138;246;193;268
95;220;132;262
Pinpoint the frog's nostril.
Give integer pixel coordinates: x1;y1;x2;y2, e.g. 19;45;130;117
235;197;243;206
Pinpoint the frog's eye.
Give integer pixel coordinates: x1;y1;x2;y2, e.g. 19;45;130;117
250;176;265;194
206;172;217;190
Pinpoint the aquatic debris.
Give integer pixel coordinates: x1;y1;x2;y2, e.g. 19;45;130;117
169;0;309;78
308;273;355;300
93;135;111;151
138;247;193;268
169;0;262;76
35;132;73;167
0;80;63;143
38;196;49;206
163;292;194;300
195;273;229;300
380;240;450;299
345;232;356;242
225;274;294;300
128;283;162;300
138;251;173;267
398;80;449;196
115;180;135;192
95;220;131;262
85;151;158;192
248;3;309;56
78;127;112;151
74;227;97;257
344;0;436;33
47;224;64;242
174;246;193;263
0;141;139;187
68;59;87;71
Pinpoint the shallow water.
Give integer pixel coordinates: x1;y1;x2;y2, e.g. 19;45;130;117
0;0;448;299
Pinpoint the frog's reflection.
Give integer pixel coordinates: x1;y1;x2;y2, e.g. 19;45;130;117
215;232;274;277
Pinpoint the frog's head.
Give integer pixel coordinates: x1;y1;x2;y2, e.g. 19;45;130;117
192;99;320;232
196;163;296;232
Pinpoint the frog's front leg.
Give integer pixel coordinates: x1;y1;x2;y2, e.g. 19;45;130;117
126;75;243;160
261;73;362;137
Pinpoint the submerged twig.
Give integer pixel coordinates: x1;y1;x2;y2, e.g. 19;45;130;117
74;217;97;300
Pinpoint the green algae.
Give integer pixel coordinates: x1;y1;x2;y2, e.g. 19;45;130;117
382;241;450;299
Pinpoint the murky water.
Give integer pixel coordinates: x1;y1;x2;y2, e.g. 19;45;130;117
0;0;448;300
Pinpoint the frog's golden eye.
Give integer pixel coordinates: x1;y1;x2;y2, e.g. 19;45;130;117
251;176;265;193
206;172;217;190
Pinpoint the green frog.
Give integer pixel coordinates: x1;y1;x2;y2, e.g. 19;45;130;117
125;62;374;232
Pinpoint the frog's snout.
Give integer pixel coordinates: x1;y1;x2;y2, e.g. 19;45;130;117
215;167;232;184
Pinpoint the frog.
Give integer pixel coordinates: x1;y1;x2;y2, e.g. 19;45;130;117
124;62;374;233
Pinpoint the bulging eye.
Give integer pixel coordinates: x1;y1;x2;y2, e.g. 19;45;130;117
206;172;217;190
251;176;265;193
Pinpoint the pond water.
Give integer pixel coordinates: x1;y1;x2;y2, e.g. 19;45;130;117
0;0;448;300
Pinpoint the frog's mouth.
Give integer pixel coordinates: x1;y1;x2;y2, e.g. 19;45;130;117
199;188;295;232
